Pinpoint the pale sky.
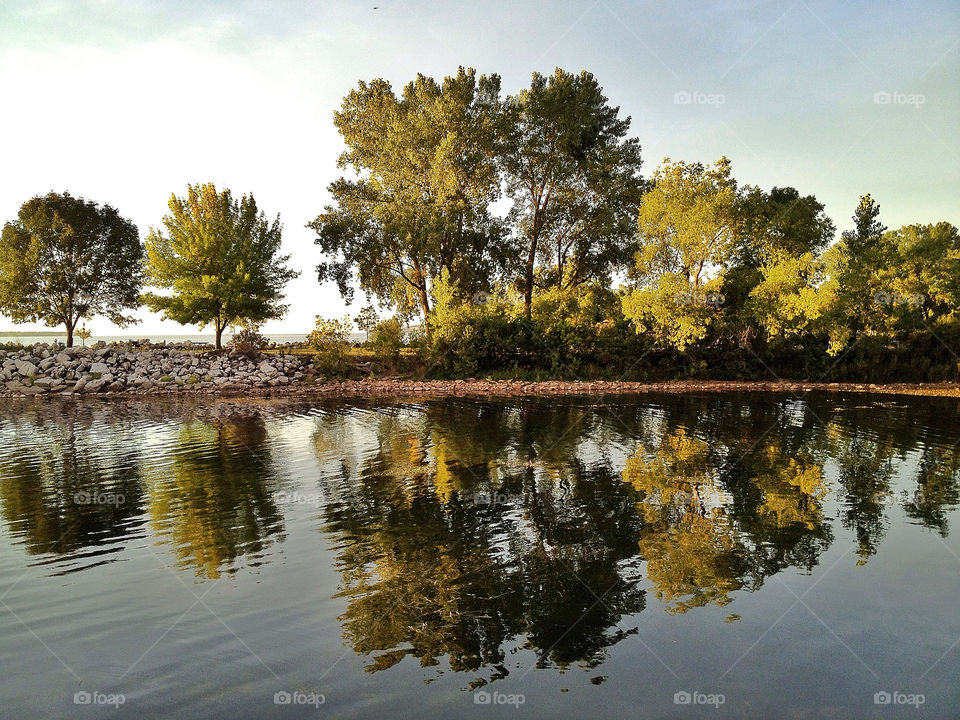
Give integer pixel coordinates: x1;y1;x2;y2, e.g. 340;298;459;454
1;0;957;336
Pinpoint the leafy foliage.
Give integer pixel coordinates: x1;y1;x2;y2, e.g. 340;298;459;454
308;315;353;374
312;68;506;322
501;68;645;317
0;192;143;346
143;183;297;349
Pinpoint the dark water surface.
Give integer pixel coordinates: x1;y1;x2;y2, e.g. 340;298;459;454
1;392;958;719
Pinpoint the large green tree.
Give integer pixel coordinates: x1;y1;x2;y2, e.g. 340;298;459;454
143;183;296;349
0;191;143;347
312;67;505;323
826;194;889;348
725;185;836;342
500;68;645;317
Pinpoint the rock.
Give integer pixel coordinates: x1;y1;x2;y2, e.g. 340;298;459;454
89;362;110;375
258;360;279;376
83;379;107;393
15;360;38;377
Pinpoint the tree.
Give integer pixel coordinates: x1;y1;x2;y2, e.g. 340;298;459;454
732;185;835;268
143;183;297;350
723;185;836;346
877;222;960;329
354;304;379;341
827;194;889;348
312;68;506;324
622;157;738;350
500;68;645;317
0;192;143;347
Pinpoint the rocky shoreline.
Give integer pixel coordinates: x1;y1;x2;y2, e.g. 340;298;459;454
1;343;311;396
2;343;959;400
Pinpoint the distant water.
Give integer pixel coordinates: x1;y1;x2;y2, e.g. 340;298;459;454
0;392;958;718
0;332;366;346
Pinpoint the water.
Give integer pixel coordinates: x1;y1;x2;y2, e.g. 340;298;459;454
0;392;957;718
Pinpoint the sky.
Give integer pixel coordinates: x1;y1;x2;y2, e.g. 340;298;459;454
0;0;957;336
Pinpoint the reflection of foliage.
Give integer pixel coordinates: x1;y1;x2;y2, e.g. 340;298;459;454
825;418;896;564
321;402;646;679
0;407;146;558
624;430;750;613
638;511;746;613
146;415;285;578
903;448;960;535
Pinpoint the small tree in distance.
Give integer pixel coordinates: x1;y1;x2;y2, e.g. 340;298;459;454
354;304;379;341
142;183;298;350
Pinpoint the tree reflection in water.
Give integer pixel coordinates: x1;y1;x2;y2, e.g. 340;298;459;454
314;395;942;679
0;393;957;680
145;413;286;578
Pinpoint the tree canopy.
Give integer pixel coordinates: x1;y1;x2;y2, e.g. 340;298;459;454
500;68;645;317
311;67;506;323
0;191;143;346
143;183;297;349
622;157;738;351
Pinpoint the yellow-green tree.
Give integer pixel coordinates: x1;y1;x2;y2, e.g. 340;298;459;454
143;183;297;349
622;157;738;350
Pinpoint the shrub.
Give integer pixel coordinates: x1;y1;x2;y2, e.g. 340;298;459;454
308;315;352;374
229;325;270;356
369;318;404;363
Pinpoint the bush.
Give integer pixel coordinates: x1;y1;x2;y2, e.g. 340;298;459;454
370;318;404;363
308;315;352;374
229;325;270;356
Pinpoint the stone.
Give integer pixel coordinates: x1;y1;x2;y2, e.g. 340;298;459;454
83;379;107;393
15;360;38;377
89;362;110;375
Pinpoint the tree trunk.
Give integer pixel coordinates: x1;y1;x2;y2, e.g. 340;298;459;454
523;248;536;320
215;315;224;350
65;318;75;348
418;284;432;340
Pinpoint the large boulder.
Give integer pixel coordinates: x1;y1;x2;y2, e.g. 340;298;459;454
83;378;107;393
15;360;38;377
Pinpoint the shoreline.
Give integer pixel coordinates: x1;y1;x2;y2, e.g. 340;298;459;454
6;377;960;400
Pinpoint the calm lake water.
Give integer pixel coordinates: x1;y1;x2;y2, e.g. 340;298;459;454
1;392;958;718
